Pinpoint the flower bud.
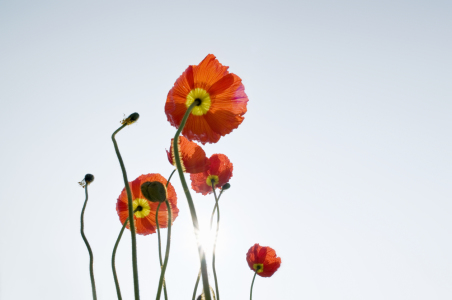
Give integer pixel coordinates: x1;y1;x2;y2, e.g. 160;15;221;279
141;181;167;202
222;183;231;190
79;173;94;187
121;112;140;125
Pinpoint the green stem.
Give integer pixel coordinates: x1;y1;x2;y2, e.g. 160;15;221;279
112;124;140;300
155;199;173;300
156;203;168;300
80;184;97;300
166;169;176;188
155;169;176;300
193;190;224;299
211;184;220;300
173;101;212;300
192;269;201;300
209;189;224;229
250;270;258;300
112;217;129;300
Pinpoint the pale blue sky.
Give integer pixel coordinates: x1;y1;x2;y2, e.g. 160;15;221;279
0;0;451;299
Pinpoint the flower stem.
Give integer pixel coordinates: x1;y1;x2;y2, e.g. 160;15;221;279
155;169;176;300
155;199;173;300
112;124;140;300
193;190;224;299
80;184;97;300
211;185;221;300
250;270;258;300
112;217;129;300
192;269;201;300
173;101;212;300
155;203;168;300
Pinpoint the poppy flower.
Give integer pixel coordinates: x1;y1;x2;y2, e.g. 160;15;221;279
190;154;233;195
166;136;210;174
116;174;179;236
246;244;281;277
165;54;249;145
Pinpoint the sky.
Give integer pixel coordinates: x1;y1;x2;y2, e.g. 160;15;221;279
0;0;451;299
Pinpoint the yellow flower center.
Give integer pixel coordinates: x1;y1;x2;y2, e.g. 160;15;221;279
186;88;211;116
206;175;219;187
132;198;151;218
253;264;264;273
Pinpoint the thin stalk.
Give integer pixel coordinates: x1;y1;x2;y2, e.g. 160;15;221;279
209;189;224;229
80;184;97;300
193;190;224;299
112;217;129;300
156;202;168;300
155;169;176;300
173;101;212;300
250;270;259;300
155;199;173;300
192;269;201;300
211;184;220;300
112;124;140;300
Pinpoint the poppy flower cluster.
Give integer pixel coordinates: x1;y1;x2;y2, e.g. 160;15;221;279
116;173;179;235
92;54;281;300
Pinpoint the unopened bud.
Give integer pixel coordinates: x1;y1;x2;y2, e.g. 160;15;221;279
79;173;94;187
222;183;231;190
121;112;140;125
141;181;167;202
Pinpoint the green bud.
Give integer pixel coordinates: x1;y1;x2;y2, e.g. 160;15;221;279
121;112;140;125
141;181;167;202
221;183;231;190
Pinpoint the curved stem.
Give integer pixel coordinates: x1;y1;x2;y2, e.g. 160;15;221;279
166;169;176;188
156;203;168;300
173;102;212;300
112;124;140;300
192;269;201;300
156;199;173;300
250;270;258;300
155;169;176;300
209;189;224;229
112;217;129;300
80;185;97;300
211;185;220;300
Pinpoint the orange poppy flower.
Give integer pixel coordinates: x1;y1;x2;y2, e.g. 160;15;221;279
166;136;210;174
165;54;249;145
246;244;281;277
190;154;233;195
116;174;179;236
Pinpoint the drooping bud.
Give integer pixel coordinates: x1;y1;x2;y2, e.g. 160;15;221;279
79;173;95;187
221;183;231;190
121;112;140;125
141;181;167;202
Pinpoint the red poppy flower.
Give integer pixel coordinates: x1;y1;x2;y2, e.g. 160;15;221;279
166;136;210;174
116;174;179;236
246;244;281;277
190;154;233;195
165;54;249;145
